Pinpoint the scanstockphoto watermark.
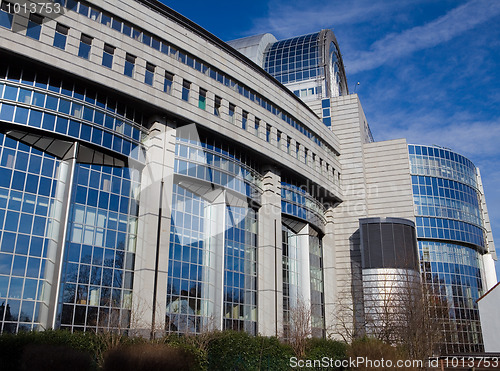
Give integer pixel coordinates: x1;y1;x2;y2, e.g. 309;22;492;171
290;356;426;369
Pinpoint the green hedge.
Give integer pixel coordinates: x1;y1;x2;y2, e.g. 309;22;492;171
0;330;348;370
206;331;294;371
0;330;100;370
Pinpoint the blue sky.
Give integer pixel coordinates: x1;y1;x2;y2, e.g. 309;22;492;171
162;0;500;276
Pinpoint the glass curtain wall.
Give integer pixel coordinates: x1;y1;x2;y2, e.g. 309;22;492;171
409;144;486;353
0;134;64;332
57;164;140;332
166;131;259;335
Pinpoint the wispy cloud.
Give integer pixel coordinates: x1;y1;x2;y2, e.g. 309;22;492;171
247;0;415;38
348;0;500;73
370;107;500;158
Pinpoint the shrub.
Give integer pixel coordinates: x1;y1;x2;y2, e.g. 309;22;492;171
103;343;197;371
305;337;347;366
207;331;294;371
348;337;412;371
21;344;93;371
0;330;99;371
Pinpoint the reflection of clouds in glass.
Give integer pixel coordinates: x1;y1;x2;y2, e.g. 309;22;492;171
166;298;196;333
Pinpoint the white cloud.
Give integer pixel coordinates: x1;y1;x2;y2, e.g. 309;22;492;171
373;114;500;158
348;0;500;73
247;0;416;39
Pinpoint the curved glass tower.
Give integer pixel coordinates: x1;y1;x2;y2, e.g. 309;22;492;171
409;144;487;353
262;30;348;101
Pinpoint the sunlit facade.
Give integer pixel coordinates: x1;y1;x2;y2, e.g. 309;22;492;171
409;144;489;353
0;0;342;336
0;0;496;354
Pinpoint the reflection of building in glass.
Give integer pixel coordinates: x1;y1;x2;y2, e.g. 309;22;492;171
0;0;496;353
409;145;491;353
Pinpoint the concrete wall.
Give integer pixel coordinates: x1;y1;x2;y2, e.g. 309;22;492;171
478;283;500;352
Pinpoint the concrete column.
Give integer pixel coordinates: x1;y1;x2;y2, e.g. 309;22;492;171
42;143;78;330
171;75;183;101
206;91;215;116
203;190;226;330
322;206;337;336
234;106;242;128
257;166;283;336
296;225;311;306
132;119;176;337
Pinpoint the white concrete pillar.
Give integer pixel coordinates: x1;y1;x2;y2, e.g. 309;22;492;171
257;166;282;336
322;207;337;336
132;119;176;337
42;143;78;330
202;190;226;330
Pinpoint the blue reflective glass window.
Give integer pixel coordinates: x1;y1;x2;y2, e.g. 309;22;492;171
0;6;13;29
35;178;49;199
31;92;45;108
82;106;94;122
27;110;43;128
41;159;54;177
182;80;190;101
78;3;89;16
94;110;104;126
58;99;70;114
8;190;22;210
102;49;113;69
30;237;43;257
23;278;37;299
109;194;119;212
12;255;27;276
122;140;131;156
0;167;12;188
102;132;112;149
112;136;122;153
54;24;69;49
111;18;121;32
19;214;33;234
98;192;109;209
87;188;98;206
145;69;154;86
26;14;43;40
55;117;68;135
4;210;20;231
104;114;114;129
11;171;26;191
142;33;151;46
91;127;103;145
80;124;91;141
14;107;29;124
18;88;32;104
152;38;160;50
15;152;28;170
68;120;80;137
100;12;111;26
124;54;135;77
78;35;92;59
41;113;55;131
1;232;16;253
44;95;58;111
0;103;15;121
3;85;17;100
75;186;87;204
22;194;36;214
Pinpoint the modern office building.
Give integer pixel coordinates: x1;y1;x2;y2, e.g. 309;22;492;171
0;0;496;353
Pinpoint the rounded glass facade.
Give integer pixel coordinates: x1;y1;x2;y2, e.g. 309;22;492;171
0;62;146;163
0;134;64;332
409;144;486;353
167;133;259;334
264;33;322;87
0;56;146;333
